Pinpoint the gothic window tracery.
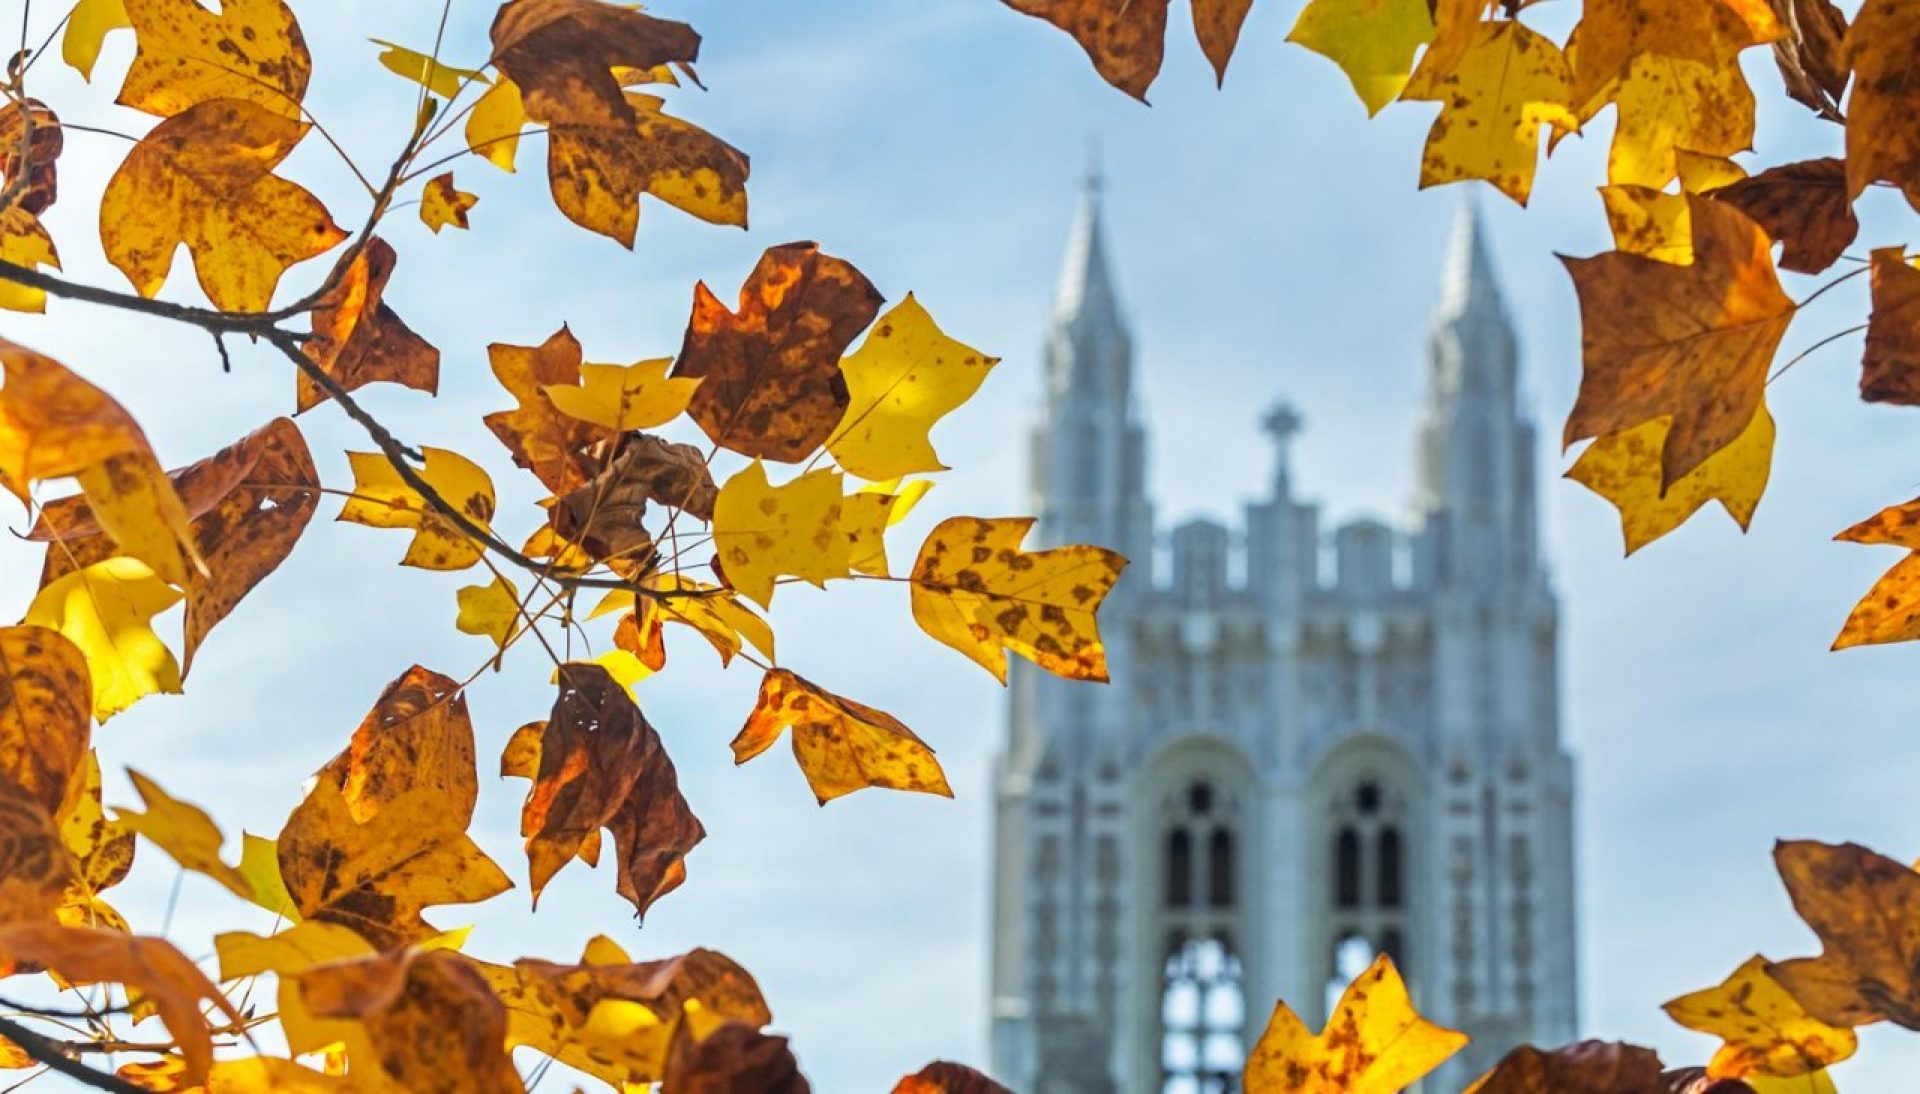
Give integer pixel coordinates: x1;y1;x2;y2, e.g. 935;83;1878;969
1325;776;1412;999
1158;778;1246;1092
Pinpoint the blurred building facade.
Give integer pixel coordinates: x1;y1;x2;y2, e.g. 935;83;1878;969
987;179;1577;1092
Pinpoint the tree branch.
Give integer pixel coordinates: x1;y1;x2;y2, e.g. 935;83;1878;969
0;1016;151;1094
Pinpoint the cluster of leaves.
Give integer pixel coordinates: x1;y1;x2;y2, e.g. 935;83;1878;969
0;0;1131;1089
1007;0;1920;1089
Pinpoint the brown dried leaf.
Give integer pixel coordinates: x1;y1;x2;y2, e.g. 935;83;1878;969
1767;840;1920;1028
1861;247;1920;406
298;949;522;1094
298;237;439;413
1705;158;1855;275
664;1020;810;1094
0;98;62;215
1464;1040;1666;1092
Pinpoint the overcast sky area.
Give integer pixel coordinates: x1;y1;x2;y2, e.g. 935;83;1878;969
8;0;1920;1088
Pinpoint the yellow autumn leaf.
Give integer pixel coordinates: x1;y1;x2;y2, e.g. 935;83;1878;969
908;516;1125;683
116;770;252;900
543;358;700;433
420;172;477;233
1400;19;1577;205
466;78;526;173
1245;954;1466;1093
338;448;495;571
1568;404;1774;555
237;832;298;922
1287;0;1437;116
552;649;653;698
845;479;933;578
732;669;952;804
62;0;131;80
1599;185;1694;264
712;461;849;609
827;294;999;481
0;210;60;313
100;98;346;312
1663;955;1857;1078
23;557;182;720
370;39;487;100
456;574;521;649
118;0;311;119
593;576;776;667
1606;53;1756;189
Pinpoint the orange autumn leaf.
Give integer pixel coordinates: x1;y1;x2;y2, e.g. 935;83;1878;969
1664;956;1857;1078
1243;953;1466;1093
277;666;510;947
0;781;80;923
485;326;602;494
0;924;241;1083
1861;247;1920;406
298;237;439;413
1832;498;1920;649
894;1061;1013;1093
296;948;522;1094
1562;196;1795;487
32;417;319;672
675;243;884;462
0;625;91;817
1464;1040;1666;1092
1705;158;1856;276
1844;0;1920;210
100;98;345;313
1568;0;1782;112
502;662;703;918
0;339;198;588
732;669;952;804
488;0;747;246
1767;840;1920;1028
1000;0;1168;101
117;0;310;119
908;516;1126;683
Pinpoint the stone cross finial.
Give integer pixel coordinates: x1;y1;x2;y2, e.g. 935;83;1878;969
1263;401;1303;494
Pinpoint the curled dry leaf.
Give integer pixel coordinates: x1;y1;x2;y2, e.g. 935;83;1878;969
0;924;241;1084
1243;953;1466;1093
1861;247;1920;406
1663;956;1856;1078
483;940;771;1087
1767;840;1920;1028
0;339;197;588
502;662;703;917
1768;0;1848;122
488;0;746;245
299;237;439;412
732;669;952;804
0;626;91;817
1844;0;1920;210
33;417;319;672
0;98;63;215
596;576;775;666
0;781;79;923
675;242;884;462
1463;1039;1666;1092
297;948;523;1094
553;433;715;566
1704;158;1856;276
664;1019;811;1094
101;98;346;313
1562;196;1795;488
117;0;311;119
909;516;1126;683
1000;0;1169;101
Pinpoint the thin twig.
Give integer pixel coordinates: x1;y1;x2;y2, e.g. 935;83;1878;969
0;1017;149;1094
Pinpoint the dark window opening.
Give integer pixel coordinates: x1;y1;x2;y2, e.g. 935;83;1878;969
1168;829;1193;908
1188;781;1215;815
1208;827;1234;908
1335;827;1361;909
1379;826;1403;908
1356;781;1381;815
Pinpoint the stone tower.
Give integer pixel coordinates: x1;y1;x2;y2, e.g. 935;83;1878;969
987;186;1577;1092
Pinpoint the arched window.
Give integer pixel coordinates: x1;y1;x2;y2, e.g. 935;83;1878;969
1167;829;1193;908
1158;777;1244;1092
1335;828;1361;909
1207;828;1233;908
1162;936;1244;1094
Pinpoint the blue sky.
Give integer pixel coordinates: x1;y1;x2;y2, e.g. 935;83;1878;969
9;0;1920;1088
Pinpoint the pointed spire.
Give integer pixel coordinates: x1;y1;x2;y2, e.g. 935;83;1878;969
1054;159;1124;330
1434;194;1507;325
